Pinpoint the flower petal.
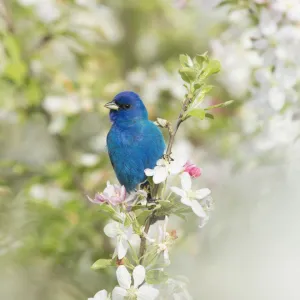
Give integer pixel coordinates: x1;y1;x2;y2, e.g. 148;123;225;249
156;159;165;166
120;185;127;201
169;160;183;174
181;197;192;207
164;249;170;265
144;169;155;176
116;265;131;289
170;187;186;198
137;285;159;300
117;237;128;259
191;200;206;218
112;286;128;300
153;166;168;184
180;172;191;191
133;265;146;288
195;188;211;199
104;222;118;238
94;289;108;300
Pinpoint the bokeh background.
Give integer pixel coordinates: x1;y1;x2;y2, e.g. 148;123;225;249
1;0;300;299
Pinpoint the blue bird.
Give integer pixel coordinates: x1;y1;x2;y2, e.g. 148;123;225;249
105;91;165;192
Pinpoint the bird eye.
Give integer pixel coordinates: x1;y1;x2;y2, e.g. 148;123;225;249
124;104;131;109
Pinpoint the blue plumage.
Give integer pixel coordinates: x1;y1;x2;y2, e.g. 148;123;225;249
105;91;165;192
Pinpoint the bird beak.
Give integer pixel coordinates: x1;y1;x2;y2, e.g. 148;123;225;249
104;101;119;110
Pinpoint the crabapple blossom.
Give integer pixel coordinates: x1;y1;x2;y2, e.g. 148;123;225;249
104;215;133;259
88;290;110;300
88;181;126;206
145;158;183;184
112;265;159;300
171;172;211;219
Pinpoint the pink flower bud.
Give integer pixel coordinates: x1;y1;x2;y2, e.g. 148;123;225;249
183;161;202;178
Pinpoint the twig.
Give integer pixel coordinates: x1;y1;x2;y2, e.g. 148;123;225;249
0;0;14;33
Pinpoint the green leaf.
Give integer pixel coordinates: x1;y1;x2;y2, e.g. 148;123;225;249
195;52;209;67
99;204;115;215
217;0;238;8
202;60;221;78
136;210;152;225
91;259;112;270
179;68;197;82
205;100;234;110
188;109;206;120
194;83;203;90
146;270;168;284
98;204;122;222
124;215;132;227
179;54;192;67
201;84;214;94
4;61;28;85
178;70;190;83
155;200;174;216
205;113;214;119
4;34;21;62
25;80;42;105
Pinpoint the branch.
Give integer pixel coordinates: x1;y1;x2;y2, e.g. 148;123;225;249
0;0;15;33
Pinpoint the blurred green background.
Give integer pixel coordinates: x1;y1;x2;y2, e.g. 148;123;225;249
1;1;299;300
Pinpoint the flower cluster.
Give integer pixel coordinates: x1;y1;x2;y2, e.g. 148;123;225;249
88;53;225;299
88;158;211;299
211;0;300;154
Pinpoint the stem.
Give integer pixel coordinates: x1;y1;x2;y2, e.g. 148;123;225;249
139;214;153;264
138;95;191;264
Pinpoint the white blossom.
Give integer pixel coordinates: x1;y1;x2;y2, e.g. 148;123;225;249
171;172;211;220
112;265;159;300
88;290;110;300
145;159;183;184
104;215;133;259
156;216;171;265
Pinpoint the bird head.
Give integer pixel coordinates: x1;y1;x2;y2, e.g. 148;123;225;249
105;91;148;123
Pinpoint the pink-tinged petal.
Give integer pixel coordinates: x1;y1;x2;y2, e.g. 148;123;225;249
180;172;191;191
195;188;211;199
112;287;128;300
87;193;106;204
116;266;131;289
191;200;206;218
145;168;155;176
133;265;146;288
183;161;202;178
137;285;159;300
104;184;115;197
181;197;192;207
170;187;186;198
153;166;168;184
120;186;127;201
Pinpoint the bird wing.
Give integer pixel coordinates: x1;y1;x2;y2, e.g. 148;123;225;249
107;121;165;191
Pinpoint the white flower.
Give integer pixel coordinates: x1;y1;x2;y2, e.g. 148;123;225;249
104;216;133;259
88;290;110;300
145;159;183;184
171;172;211;219
112;265;159;300
157;216;171;265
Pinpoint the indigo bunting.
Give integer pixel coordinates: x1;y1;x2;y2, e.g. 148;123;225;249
105;91;165;192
